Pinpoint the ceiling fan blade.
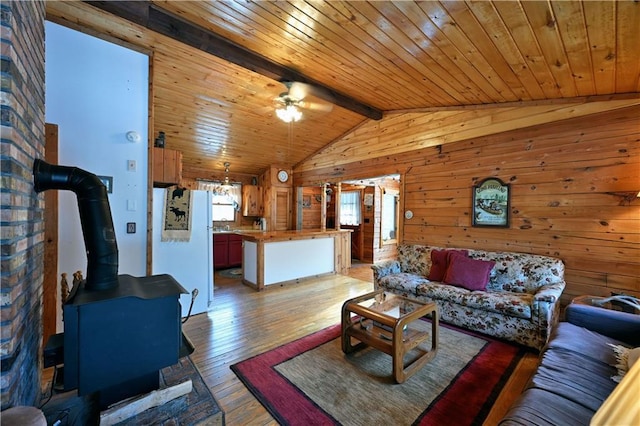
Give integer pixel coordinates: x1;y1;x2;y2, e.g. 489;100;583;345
299;100;333;112
287;81;311;100
289;81;335;101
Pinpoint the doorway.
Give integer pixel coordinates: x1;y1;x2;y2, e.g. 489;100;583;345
340;175;400;264
297;174;400;264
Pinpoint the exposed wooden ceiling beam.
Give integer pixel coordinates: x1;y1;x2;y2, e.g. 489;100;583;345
84;1;383;120
386;93;640;114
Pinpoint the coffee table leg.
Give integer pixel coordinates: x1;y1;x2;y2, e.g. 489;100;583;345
392;308;439;383
341;302;355;354
392;327;405;383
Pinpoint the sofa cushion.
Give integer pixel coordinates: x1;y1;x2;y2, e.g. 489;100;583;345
468;250;564;294
443;252;495;291
397;244;431;276
415;282;533;319
565;303;640;346
528;348;618;412
546;322;629;366
377;272;428;295
427;249;468;281
500;387;595;426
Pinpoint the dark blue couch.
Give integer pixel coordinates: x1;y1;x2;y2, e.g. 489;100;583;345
500;302;640;425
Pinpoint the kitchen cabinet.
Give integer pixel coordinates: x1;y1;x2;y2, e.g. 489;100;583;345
213;235;228;269
242;185;263;216
213;233;243;269
228;235;243;266
153;147;182;187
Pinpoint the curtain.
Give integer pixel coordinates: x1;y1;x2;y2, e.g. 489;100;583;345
197;180;242;211
340;191;361;225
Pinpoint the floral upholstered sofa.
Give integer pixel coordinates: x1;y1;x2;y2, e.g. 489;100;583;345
372;245;566;350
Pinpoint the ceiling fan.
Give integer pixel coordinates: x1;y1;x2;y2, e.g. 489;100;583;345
273;81;333;123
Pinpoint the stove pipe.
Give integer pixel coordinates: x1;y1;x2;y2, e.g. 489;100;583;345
33;159;118;291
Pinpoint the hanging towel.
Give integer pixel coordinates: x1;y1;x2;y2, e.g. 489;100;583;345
161;186;193;242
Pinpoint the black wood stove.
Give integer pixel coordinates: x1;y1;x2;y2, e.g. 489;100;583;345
34;159;194;409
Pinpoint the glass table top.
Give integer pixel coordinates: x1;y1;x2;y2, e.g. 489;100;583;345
354;291;423;319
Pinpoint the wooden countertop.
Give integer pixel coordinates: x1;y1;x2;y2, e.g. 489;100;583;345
235;229;351;242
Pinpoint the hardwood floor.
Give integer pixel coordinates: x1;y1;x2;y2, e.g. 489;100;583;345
183;263;539;426
41;262;537;425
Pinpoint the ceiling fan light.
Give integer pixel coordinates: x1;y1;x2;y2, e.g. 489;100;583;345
276;104;302;123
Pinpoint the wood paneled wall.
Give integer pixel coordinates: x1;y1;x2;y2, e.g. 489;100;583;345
296;99;639;174
300;186;323;229
297;105;640;304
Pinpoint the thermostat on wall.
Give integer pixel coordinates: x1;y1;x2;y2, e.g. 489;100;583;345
404;210;414;220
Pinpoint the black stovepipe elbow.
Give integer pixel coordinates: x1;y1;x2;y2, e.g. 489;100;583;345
33;159;119;291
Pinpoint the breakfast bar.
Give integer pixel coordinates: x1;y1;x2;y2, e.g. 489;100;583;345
236;229;352;291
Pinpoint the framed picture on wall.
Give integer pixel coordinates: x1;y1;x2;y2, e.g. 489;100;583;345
472;177;510;227
302;195;311;208
363;193;374;206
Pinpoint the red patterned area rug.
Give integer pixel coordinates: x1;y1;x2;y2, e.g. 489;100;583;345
231;321;527;426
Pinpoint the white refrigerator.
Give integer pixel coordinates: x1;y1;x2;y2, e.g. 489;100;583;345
152;188;214;318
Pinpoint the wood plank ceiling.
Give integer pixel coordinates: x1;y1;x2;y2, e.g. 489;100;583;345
47;1;640;180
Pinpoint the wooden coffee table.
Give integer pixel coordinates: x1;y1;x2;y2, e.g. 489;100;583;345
341;289;438;383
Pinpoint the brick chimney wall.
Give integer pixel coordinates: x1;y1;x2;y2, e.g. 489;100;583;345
0;1;46;408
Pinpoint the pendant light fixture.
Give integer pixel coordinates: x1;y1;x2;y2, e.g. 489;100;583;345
223;162;231;187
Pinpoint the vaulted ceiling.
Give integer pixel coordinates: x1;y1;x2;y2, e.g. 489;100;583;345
47;1;640;180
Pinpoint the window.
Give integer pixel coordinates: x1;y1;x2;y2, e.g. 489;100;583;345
381;188;398;245
212;199;236;222
198;181;241;222
211;186;240;222
340;191;361;225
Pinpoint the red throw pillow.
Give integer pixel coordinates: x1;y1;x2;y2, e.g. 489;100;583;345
428;249;468;281
443;252;495;291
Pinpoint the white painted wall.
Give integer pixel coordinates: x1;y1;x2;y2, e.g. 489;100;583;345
45;22;149;329
264;238;334;285
243;241;258;283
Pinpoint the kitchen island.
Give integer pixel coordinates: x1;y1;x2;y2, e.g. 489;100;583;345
235;229;352;291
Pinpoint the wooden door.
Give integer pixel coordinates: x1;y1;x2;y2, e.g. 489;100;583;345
341;225;362;261
351;226;362;261
274;188;291;231
43;123;59;344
